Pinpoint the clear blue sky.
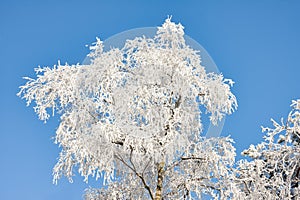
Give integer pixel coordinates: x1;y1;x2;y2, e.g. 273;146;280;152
1;0;300;199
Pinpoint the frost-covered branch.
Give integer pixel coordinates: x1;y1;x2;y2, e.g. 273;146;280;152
115;152;154;199
236;99;300;199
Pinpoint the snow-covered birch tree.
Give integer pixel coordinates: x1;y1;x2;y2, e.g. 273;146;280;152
236;99;300;199
18;18;238;199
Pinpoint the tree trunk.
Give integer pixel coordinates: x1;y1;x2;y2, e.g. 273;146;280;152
155;162;165;200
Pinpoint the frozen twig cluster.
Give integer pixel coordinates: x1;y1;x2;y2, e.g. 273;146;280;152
237;100;300;199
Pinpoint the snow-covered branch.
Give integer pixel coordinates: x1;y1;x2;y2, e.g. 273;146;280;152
237;99;300;199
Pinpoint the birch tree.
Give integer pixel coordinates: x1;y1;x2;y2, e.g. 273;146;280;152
18;18;238;199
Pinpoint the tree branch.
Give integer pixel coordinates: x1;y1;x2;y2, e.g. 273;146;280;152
115;153;154;200
111;140;124;146
181;156;205;161
165;156;206;173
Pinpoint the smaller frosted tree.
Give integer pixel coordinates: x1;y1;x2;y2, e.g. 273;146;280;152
18;18;237;199
236;100;300;199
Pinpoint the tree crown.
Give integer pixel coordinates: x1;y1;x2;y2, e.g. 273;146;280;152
18;18;238;199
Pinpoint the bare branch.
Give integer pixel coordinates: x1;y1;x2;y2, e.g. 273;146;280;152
115;153;154;200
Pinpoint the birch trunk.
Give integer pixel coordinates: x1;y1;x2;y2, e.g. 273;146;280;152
155;162;165;200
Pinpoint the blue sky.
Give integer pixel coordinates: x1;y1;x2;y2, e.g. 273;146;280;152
1;0;300;199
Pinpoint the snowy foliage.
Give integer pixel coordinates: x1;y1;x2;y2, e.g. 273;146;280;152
18;18;239;199
237;100;300;199
18;16;300;200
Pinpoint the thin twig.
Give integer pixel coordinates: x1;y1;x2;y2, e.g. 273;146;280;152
115;153;154;200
